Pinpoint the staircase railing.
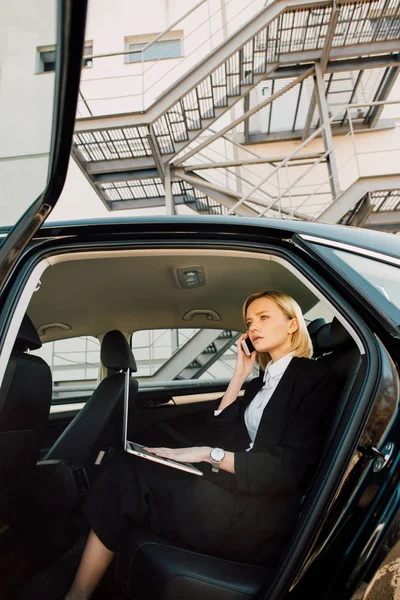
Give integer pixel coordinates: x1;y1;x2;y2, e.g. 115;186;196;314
78;0;266;116
219;98;400;220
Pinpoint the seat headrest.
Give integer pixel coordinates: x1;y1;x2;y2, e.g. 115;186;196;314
314;317;354;355
14;314;42;351
101;330;137;372
307;318;327;337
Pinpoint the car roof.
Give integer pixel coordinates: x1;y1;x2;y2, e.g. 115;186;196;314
1;216;399;259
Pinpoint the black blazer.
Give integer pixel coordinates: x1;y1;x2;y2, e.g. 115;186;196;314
211;357;343;497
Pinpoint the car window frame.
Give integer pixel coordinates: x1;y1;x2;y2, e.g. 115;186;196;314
297;237;400;332
0;1;87;296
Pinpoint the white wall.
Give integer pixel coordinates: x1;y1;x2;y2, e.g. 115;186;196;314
0;1;56;226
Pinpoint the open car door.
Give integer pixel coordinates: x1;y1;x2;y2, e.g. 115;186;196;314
0;1;87;298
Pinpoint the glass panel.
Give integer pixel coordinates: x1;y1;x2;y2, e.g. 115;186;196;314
332;250;400;313
128;39;182;63
32;336;101;384
319;246;400;325
131;328;241;380
0;1;57;229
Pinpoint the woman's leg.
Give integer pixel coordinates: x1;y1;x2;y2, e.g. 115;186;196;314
65;530;115;600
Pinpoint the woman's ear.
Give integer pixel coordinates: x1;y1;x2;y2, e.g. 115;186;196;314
288;318;299;333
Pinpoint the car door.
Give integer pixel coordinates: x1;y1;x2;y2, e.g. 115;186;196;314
268;233;400;600
0;1;87;303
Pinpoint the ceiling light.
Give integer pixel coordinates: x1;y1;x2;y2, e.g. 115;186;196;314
176;266;205;288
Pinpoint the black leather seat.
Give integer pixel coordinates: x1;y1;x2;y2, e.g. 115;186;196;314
312;317;362;447
44;330;138;481
114;318;362;600
313;317;361;381
307;317;326;354
0;315;52;521
115;530;275;600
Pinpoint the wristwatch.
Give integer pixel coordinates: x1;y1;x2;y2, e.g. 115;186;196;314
210;447;225;473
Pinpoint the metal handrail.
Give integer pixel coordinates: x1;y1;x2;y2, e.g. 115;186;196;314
226;99;400;217
141;0;265;95
81;1;207;62
78;0;265;112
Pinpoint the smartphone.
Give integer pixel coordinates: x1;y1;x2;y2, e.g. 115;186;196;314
241;337;255;356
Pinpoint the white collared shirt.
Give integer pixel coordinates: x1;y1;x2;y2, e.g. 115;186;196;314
244;352;294;451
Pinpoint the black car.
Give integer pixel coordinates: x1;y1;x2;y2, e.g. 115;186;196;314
0;2;399;600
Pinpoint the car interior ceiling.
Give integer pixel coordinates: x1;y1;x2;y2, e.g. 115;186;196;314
0;248;364;599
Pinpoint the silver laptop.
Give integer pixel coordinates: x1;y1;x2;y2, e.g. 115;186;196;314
123;370;203;476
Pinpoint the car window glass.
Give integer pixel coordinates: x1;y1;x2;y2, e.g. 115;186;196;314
332;250;400;313
131;328;246;380
31;336;100;386
0;1;57;230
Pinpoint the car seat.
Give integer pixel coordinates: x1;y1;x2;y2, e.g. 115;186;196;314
0;315;52;522
44;330;138;481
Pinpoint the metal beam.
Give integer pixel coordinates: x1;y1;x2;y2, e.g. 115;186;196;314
183;153;324;170
368;66;400;128
314;62;340;199
367;210;400;227
190;184;259;217
177;173;259;217
147;124;165;177
175;171;259;212
151;329;225;381
278;39;400;65
164;164;174;215
71;147;111;212
302;3;339;141
267;55;400;81
174;66;313;167
242;119;395;144
93;169;159;183
302;92;317;142
364;210;400;228
105;195;187;211
317;175;400;224
86;156;156;174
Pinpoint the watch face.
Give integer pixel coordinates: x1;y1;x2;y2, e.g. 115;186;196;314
211;447;225;462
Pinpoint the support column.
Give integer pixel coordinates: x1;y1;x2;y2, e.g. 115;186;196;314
164;164;175;215
314;62;340;199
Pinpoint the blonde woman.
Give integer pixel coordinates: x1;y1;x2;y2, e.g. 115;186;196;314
66;291;342;600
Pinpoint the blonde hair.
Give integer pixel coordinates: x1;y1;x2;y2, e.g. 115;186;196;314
243;290;313;370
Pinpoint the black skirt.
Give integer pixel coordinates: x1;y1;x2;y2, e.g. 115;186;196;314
83;451;299;566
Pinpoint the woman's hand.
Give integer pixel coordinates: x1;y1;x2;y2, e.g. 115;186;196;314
235;333;257;380
145;446;212;464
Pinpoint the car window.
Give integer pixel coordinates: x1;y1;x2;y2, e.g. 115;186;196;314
31;336;100;386
331;250;400;318
0;1;57;230
131;328;247;380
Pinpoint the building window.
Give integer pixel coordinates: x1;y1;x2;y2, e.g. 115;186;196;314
37;42;93;73
37;47;56;73
83;43;93;68
125;31;183;64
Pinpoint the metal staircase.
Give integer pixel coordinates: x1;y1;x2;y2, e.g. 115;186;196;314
149;329;239;381
177;330;240;379
73;0;400;227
